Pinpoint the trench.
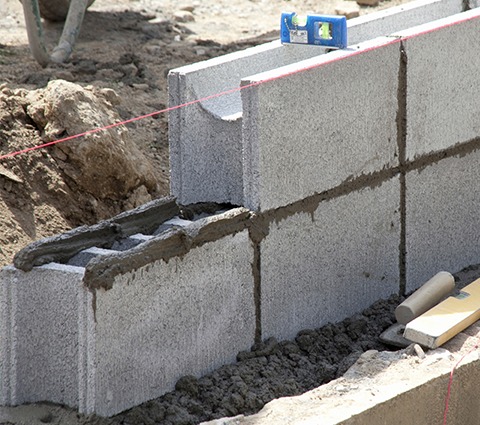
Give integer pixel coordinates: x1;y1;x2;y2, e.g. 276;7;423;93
73;262;476;425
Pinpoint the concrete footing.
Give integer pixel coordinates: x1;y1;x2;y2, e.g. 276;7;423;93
202;324;480;425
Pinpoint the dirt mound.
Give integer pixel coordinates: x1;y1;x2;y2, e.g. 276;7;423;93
0;82;162;266
27;80;158;204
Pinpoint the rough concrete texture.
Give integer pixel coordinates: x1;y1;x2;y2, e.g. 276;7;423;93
168;40;326;206
1;208;255;417
202;323;480;425
83;207;251;291
13;196;179;271
92;229;255;416
0;263;93;411
260;178;400;341
168;0;466;206
242;37;399;212
392;7;480;160
405;150;480;292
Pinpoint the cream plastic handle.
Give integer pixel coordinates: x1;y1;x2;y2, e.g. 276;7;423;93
395;271;455;325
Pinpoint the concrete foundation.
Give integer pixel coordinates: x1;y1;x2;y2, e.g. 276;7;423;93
1;0;480;418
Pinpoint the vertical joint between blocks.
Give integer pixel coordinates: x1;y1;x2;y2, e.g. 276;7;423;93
397;40;408;296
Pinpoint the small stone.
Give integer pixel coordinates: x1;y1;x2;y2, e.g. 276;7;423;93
98;88;121;106
148;16;170;25
335;4;360;19
180;5;195;12
357;0;380;5
173;10;195;23
132;83;149;91
414;343;426;359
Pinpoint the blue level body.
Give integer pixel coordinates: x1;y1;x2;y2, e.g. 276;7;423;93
280;13;347;49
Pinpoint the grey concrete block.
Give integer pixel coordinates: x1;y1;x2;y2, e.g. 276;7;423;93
90;229;255;416
242;37;400;211
168;0;464;206
110;234;153;251
260;177;401;341
348;0;464;46
406;151;480;293
392;8;480;160
0;263;94;411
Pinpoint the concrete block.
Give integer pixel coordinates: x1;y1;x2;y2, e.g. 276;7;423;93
90;229;255;416
406;150;480;293
391;8;480;160
242;37;400;211
348;0;464;46
0;263;93;411
110;233;153;251
168;0;464;206
260;177;400;341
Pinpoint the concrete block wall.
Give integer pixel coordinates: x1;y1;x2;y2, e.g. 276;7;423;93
260;178;401;341
169;0;466;206
396;11;480;159
1;2;480;418
406;151;480;292
1;206;256;417
91;227;255;416
391;10;480;290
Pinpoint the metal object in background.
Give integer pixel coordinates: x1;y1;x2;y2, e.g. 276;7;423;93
21;0;95;66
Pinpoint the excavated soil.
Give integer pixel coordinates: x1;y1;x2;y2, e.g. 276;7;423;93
2;1;477;425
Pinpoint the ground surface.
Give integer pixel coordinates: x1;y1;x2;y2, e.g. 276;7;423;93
2;0;471;425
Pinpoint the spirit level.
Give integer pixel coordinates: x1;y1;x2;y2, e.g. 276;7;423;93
280;12;347;49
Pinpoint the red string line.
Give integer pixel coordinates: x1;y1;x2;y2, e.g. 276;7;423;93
1;11;478;162
443;343;479;425
0;80;265;161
